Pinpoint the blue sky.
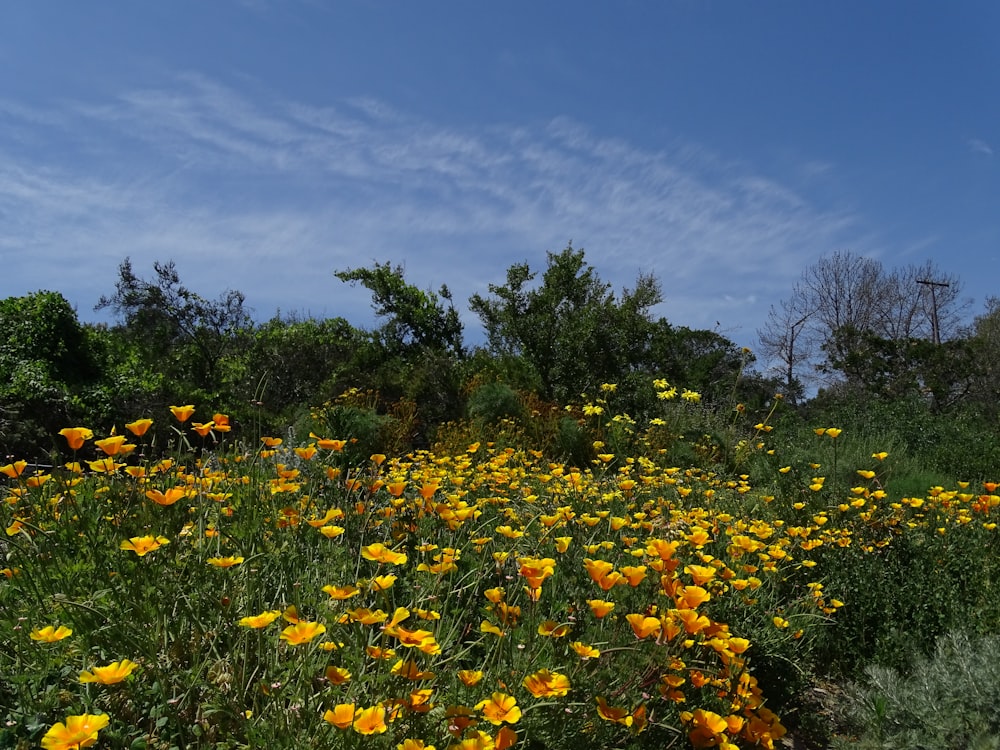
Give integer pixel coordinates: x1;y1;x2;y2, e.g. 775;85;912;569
2;1;998;360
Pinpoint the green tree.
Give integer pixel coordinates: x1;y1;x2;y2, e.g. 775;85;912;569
335;262;464;357
335;262;467;437
468;244;663;403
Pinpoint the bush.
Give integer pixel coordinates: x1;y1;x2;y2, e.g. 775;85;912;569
835;631;1000;749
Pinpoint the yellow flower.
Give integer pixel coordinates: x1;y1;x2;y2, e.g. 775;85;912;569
322;584;360;600
239;610;281;628
476;692;522;725
857;469;877;479
80;659;138;684
207;556;245;568
353;705;388;735
41;713;109;750
120;535;170;557
30;625;73;643
280;620;326;645
458;669;484;687
872;451;889;461
398;741;436;750
169;405;195;422
522;668;570;698
361;542;408;565
58;427;94;451
87;457;123;473
371;574;397;591
571;641;601;659
325;666;352;685
825;428;842;438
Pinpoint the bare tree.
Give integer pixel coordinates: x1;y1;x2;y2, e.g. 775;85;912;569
756;289;814;403
757;251;967;395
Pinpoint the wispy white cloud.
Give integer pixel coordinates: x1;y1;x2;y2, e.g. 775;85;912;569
968;138;993;157
0;73;862;348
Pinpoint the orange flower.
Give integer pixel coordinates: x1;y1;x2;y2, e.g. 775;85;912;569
322;584;360;600
87;457;123;473
125;418;153;437
391;659;435;681
325;666;352;685
596;696;632;725
522;668;570;698
323;703;356;729
41;713;109;750
191;421;215;437
58;427;93;450
1;460;27;478
587;599;616;618
95;435;128;456
212;413;231;432
312;436;347;451
145;487;190;506
353;705;388;735
571;641;601;659
626;613;661;640
169;405;195;422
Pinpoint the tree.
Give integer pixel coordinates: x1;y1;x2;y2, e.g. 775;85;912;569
758;251;967;395
468;244;663;403
335;262;467;433
334;262;464;357
96;258;253;399
755;295;814;404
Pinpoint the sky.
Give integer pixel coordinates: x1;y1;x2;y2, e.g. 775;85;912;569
2;1;998;364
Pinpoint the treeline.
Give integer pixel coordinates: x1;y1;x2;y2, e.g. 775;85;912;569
3;246;1000;478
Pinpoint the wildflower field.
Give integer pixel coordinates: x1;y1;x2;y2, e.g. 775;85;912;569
4;384;1000;749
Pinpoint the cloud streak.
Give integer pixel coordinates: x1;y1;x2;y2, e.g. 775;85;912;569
0;72;862;347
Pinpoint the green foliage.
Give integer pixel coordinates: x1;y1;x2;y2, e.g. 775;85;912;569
248;314;364;422
834;632;1000;749
466;382;524;424
0;291;99;458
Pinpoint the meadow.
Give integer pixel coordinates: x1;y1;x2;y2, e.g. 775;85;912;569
4;381;1000;750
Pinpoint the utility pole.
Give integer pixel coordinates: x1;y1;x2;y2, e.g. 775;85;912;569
917;279;949;345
